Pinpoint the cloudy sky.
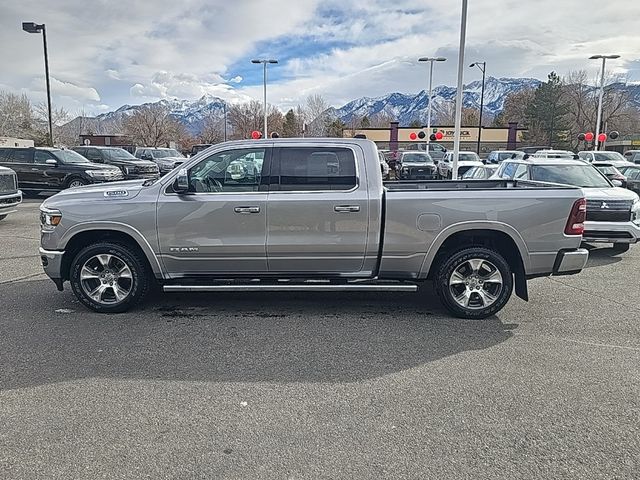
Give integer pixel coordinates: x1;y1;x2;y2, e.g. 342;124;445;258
2;0;640;115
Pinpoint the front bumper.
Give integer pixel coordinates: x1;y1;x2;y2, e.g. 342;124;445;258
583;220;640;244
0;190;22;215
553;248;589;275
39;247;65;290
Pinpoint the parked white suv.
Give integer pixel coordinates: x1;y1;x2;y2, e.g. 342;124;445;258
494;157;640;253
438;151;483;179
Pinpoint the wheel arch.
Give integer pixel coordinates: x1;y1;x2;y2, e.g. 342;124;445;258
419;223;529;301
59;223;164;281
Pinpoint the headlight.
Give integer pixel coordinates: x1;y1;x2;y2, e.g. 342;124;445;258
85;169;121;179
632;201;640;225
40;207;62;227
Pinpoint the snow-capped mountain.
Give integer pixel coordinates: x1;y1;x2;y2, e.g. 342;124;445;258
327;77;542;125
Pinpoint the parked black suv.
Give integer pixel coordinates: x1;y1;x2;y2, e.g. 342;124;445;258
0;147;124;195
72;146;159;180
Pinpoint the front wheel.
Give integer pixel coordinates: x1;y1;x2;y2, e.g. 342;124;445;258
70;242;152;313
66;178;87;189
435;247;514;319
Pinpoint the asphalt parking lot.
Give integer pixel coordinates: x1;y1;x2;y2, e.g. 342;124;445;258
1;199;638;479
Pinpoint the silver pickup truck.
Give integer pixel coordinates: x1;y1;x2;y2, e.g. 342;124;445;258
39;138;589;319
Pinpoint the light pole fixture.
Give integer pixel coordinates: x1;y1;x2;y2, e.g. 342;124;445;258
469;61;486;155
251;59;278;138
418;57;446;145
589;54;620;151
23;21;53;146
451;0;468;180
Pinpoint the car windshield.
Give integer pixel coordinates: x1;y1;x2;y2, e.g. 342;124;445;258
593;152;626;162
595;165;618;175
459;153;479;161
152;149;184;158
530;165;612;188
52;149;90;164
102;148;137;161
402;153;433;163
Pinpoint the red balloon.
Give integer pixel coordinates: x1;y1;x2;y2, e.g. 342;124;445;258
409;132;417;140
598;133;607;143
251;130;262;139
435;131;444;140
584;132;594;141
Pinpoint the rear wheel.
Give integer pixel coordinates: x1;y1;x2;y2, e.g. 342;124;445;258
611;243;630;254
70;242;151;313
435;247;513;319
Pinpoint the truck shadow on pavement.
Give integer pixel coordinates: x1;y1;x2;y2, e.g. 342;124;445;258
582;245;627;268
1;281;517;391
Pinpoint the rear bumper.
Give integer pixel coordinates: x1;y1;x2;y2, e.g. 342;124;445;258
552;248;589;275
583;221;640;244
0;190;22;215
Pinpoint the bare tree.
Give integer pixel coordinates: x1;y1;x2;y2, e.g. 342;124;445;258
199;114;225;144
0;91;37;139
304;94;329;137
228;101;283;139
123;104;184;147
370;111;396;128
492;88;535;127
435;101;478;126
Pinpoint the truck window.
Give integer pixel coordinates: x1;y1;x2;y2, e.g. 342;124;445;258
276;147;356;191
188;148;267;193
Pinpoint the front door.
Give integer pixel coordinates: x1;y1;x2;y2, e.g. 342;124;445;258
157;146;271;277
266;145;369;274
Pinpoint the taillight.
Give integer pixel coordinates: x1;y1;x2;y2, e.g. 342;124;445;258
565;198;587;235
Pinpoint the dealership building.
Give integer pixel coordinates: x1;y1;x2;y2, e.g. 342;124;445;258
343;122;526;153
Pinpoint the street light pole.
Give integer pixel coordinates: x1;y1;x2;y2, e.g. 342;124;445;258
452;0;468;180
590;54;620;151
23;22;53;146
251;59;278;138
470;61;486;155
418;57;447;145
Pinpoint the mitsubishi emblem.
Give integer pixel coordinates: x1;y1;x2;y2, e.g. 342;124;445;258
601;201;609;209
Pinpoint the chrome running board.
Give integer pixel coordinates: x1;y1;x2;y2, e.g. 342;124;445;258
163;283;418;293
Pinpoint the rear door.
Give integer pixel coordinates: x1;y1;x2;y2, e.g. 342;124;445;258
266;144;369;274
32;150;65;189
5;149;35;189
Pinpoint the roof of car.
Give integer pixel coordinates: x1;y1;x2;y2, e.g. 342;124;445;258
74;145;123;149
503;157;586;166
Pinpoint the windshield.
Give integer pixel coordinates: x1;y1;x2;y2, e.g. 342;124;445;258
102;148;137;161
152;149;184;158
592;152;626;162
459;153;480;161
402;153;433;163
52;149;90;164
530;164;612;188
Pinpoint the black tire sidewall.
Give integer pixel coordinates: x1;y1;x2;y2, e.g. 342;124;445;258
70;242;149;313
436;247;514;319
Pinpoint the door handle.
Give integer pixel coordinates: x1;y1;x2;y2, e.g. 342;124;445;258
334;205;360;213
234;206;260;214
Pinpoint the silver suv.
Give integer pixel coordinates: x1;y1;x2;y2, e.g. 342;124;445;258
494;157;640;253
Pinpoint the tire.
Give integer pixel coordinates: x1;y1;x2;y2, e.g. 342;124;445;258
611;243;630;254
70;241;152;313
435;247;514;319
66;178;87;189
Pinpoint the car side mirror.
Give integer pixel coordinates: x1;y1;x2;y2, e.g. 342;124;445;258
612;179;623;187
45;159;58;166
173;168;189;193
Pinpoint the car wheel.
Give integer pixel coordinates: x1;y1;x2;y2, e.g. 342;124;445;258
70;242;152;313
66;178;87;189
435;247;514;319
611;243;630;254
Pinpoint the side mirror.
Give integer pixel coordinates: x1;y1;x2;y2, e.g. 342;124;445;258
45;159;58;166
612;179;623;187
173;168;189;193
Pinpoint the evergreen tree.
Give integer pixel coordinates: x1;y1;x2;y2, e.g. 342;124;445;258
524;72;570;147
282;109;298;137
